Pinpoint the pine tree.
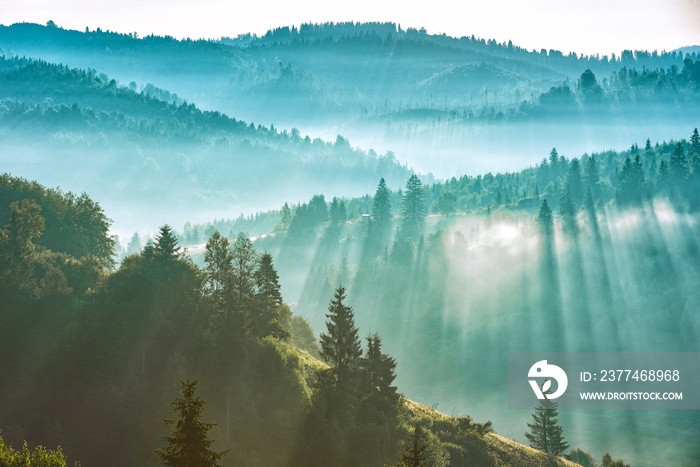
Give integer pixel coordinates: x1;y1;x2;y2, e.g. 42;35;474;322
319;285;362;388
359;333;399;418
583;156;600;197
155;224;180;259
616;156;645;206
566;158;584;206
549;148;559;174
371;178;393;228
690;128;700;158
525;387;569;456
536;199;553;236
252;252;290;339
126;232;142;255
281;202;292;230
558;185;577;235
329;197;347;225
400;175;426;239
157;380;227;467
670;142;689;184
396;425;428;467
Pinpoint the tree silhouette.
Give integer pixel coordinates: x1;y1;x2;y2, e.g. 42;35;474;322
156;380;227;467
319;285;362;388
372;177;393;230
690;128;700;158
252;252;289;339
400;175;426;239
525;383;568;456
155;224;180;259
395;425;428;467
536;199;553;236
559;185;578;236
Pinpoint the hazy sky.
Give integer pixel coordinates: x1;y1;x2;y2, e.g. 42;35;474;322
1;0;699;56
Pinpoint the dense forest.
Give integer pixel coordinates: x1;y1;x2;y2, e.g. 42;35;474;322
2;18;699;467
179;129;700;245
0;55;416;237
170;128;700;467
0;173;590;467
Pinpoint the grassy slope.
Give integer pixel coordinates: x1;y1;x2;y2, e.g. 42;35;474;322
286;342;581;467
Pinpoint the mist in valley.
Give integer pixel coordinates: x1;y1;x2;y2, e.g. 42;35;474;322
1;18;700;467
243;199;700;467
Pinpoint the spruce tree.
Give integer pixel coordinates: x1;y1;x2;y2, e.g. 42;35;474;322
155;224;180;259
252;252;289;339
525;386;569;456
399;175;426;239
536;199;554;236
670;142;689;185
126;232;142;255
157;380;227;467
690;128;700;158
558;185;577;236
566;158;584;206
359;333;399;418
319;285;362;387
281;202;292;230
372;178;393;228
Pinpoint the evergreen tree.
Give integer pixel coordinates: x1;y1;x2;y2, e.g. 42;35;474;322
566;158;584;206
645;138;652;151
616;156;645;206
281;202;292;230
658;159;670;193
203;231;234;317
583;187;598;228
319;285;362;388
308;194;329;225
525;386;569;456
359;333;399;419
126;232;142;256
371;177;393;228
252;252;290;339
536;199;554;236
583;156;600;199
155;224;180;259
436;192;457;215
399;175;426;239
329;197;347;225
396;425;428;467
156;380;227;467
669;142;689;185
549;148;559;175
690;128;700;158
559;185;577;235
231;233;258;309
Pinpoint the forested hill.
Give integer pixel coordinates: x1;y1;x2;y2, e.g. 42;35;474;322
223;21;687;76
180;129;700;245
0;55;416;235
0;173;585;467
0;21;691;128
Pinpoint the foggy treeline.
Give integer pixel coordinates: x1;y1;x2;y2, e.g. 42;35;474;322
1;19;700;467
